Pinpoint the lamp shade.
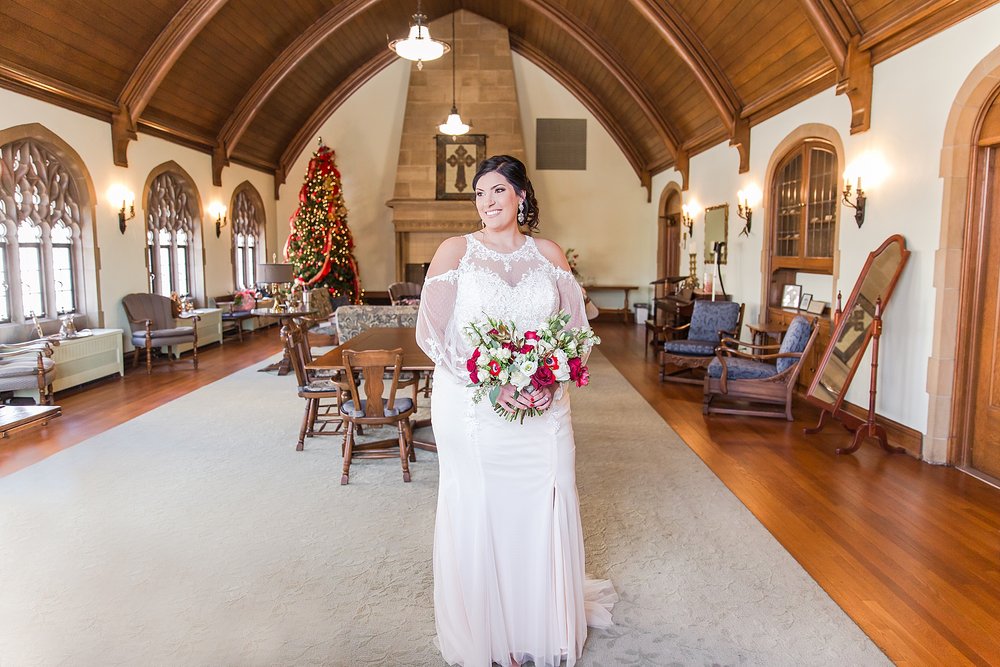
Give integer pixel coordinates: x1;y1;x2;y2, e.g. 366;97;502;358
257;263;294;284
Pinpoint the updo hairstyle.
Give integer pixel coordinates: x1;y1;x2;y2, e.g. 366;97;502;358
471;154;540;231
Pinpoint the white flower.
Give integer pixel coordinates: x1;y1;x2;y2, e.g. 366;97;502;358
550;349;570;382
497;347;512;361
509;367;531;389
498;369;510;383
517;356;538;377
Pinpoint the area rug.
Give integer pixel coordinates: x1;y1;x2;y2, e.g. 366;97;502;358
0;350;889;666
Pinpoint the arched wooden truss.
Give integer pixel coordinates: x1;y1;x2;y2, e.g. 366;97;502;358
2;0;984;196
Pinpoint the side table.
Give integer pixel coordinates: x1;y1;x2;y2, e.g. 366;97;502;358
251;307;318;375
746;322;787;347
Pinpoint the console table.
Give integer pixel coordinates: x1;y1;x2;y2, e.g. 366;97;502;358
585;284;639;323
50;328;124;392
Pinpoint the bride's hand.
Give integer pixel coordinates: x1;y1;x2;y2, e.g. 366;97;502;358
497;384;555;412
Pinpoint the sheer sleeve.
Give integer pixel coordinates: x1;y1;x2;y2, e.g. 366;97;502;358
416;270;468;379
555;269;589;330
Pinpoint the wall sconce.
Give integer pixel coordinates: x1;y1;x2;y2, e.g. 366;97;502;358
210;202;228;238
736;186;760;237
108;185;135;234
681;202;699;236
842;178;866;227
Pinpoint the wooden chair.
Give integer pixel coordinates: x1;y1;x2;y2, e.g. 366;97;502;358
213;293;255;342
387;281;422;305
659;300;744;383
702;315;820;420
0;340;56;405
339;347;415;485
122;293;200;374
281;324;344;452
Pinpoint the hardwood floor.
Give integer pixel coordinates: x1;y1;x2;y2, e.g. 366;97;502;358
3;323;998;665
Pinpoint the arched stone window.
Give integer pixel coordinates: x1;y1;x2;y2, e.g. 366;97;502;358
230;182;265;290
145;169;199;298
0;137;85;323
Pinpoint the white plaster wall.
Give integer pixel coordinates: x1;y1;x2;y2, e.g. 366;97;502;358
274;60;412;296
0;87;277;343
660;4;1000;442
511;55;668;311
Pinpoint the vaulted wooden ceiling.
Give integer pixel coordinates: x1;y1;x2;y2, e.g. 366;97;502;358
2;0;995;194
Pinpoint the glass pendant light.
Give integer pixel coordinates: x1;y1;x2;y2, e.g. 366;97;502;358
388;0;449;70
438;12;469;136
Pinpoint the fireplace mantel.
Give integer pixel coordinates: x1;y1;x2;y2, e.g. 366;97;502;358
388;198;479;281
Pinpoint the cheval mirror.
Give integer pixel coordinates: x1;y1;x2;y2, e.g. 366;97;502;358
703;204;728;264
805;234;910;454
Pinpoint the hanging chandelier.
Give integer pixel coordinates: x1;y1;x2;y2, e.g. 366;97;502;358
438;12;469;136
388;0;449;70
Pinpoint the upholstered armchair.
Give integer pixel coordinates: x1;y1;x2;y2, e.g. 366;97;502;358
121;293;200;374
388;281;422;305
213;292;255;342
702;315;820;420
0;340;56;405
659;300;744;383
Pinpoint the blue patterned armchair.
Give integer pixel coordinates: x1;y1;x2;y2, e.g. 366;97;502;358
659;300;744;383
702;315;820;420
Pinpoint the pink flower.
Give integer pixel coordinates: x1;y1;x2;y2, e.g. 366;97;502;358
531;364;555;389
575;366;590;387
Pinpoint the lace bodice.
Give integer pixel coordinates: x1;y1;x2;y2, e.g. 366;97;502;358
416;234;588;379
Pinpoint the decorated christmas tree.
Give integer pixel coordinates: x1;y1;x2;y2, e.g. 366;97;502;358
284;142;362;303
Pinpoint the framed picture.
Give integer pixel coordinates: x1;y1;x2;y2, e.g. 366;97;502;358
799;293;813;311
781;284;802;309
436;134;487;200
806;299;827;315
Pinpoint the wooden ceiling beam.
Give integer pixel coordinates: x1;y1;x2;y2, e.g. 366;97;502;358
798;0;872;133
627;0;749;172
111;0;227;167
275;50;397;200
510;36;655;198
520;0;681;159
214;0;381;186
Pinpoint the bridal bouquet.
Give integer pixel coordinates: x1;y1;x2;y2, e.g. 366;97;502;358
463;311;600;422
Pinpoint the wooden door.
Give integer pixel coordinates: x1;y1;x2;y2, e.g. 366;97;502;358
970;146;1000;480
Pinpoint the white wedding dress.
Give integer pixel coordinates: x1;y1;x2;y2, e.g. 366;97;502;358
416;234;616;667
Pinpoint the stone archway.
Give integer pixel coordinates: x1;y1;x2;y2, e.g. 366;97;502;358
927;44;1000;464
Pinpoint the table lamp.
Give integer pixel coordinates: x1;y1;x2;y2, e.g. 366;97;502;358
257;263;294;305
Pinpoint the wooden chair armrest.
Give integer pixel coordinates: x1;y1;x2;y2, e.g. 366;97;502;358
718;337;781;353
663;322;691;334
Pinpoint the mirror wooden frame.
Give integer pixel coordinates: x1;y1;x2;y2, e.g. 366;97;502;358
703;204;728;264
804;234;910;453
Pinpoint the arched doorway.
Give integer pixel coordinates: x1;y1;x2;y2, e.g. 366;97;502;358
931;42;1000;472
656;182;683;294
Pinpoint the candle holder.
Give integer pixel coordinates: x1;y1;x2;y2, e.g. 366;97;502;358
685;252;700;290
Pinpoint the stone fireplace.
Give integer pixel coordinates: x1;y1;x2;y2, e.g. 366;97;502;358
387;10;526;280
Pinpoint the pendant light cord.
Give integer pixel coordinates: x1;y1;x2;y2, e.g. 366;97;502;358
451;11;457;108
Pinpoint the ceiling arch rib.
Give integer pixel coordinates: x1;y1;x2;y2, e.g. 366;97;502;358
213;0;382;186
626;0;750;172
111;0;228;167
510;36;649;192
519;0;681;161
276;50;398;200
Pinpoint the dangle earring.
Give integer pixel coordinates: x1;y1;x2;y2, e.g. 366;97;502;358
517;200;525;225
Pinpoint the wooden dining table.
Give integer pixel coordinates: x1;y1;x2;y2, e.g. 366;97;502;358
307;327;435;451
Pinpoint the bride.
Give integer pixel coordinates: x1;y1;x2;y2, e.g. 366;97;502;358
416;155;616;667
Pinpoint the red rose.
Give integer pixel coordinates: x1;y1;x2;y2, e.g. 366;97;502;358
531;364;555;389
575;366;590;387
520;344;534;354
488;328;499;336
467;349;481;384
488;360;502;376
524;331;539;340
568;357;583;382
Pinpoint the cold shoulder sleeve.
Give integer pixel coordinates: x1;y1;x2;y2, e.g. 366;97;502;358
416;270;467;379
555;268;589;330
